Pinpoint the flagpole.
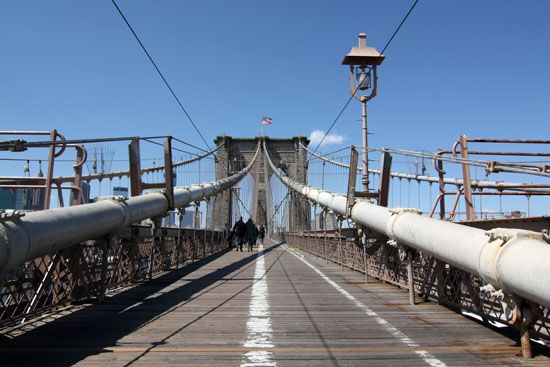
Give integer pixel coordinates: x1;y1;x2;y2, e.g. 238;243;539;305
260;117;264;137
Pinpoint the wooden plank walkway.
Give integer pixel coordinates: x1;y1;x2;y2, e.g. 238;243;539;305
1;239;548;366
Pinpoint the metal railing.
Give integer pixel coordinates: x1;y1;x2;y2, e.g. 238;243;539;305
283;230;550;344
0;225;229;328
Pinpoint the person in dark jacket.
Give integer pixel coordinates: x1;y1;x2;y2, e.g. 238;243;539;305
258;225;266;245
232;217;246;252
244;218;258;252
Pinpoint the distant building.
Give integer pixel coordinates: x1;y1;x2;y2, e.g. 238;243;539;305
25;187;45;210
81;182;91;203
180;211;195;228
506;210;525;219
161;209;201;228
313;212;337;230
0;188;45;211
0;190;15;210
113;186;128;197
161;211;177;227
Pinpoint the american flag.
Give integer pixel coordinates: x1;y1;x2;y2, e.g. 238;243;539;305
261;116;273;125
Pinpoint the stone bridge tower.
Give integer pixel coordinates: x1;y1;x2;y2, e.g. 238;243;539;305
212;136;310;232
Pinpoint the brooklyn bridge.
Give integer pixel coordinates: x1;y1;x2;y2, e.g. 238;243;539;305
1;1;550;366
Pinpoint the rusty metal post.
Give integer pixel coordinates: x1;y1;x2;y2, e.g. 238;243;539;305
163;137;175;210
70;145;85;206
193;203;199;262
128;139;142;197
458;135;475;220
378;150;392;207
346;146;359;218
43;130;57;209
323;210;328;263
159;227;170;270
436;155;446;220
435;260;445;304
176;209;183;268
407;250;415;305
98;237;114;303
55;182;65;207
363;242;368;284
148;220;158;279
519;302;535;359
203;226;207;259
338;217;343;271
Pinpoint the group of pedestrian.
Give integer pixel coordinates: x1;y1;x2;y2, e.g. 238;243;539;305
230;216;265;252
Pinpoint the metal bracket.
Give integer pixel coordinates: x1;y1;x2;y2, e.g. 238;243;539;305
96;195;128;203
388;208;423;216
485;228;550;245
0;210;26;221
0;139;27;152
387;239;398;248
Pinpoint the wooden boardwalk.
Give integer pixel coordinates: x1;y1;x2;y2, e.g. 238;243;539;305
1;240;548;366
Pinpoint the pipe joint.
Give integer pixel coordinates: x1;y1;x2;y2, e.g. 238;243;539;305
386;208;422;240
96;196;132;228
479;228;548;291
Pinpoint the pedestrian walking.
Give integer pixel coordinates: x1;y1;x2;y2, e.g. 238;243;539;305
244;218;258;252
232;217;246;252
258;225;265;245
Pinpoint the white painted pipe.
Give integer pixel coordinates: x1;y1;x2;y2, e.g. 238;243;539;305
0;145;260;276
265;142;550;308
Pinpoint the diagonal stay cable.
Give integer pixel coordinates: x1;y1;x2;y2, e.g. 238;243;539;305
307;0;421;162
111;0;212;151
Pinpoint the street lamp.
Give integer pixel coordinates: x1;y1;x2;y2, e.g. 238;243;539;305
342;33;385;192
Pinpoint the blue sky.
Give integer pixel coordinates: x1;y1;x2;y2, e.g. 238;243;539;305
0;1;549;215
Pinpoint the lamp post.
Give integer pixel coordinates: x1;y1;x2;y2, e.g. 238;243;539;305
342;33;385;192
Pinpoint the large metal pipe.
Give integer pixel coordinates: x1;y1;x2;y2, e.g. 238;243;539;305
0;144;259;276
265;142;550;308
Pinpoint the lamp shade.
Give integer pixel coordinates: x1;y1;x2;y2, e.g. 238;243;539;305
342;33;385;66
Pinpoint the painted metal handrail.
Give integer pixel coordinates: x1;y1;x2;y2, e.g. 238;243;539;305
0;143;260;276
266;140;550;310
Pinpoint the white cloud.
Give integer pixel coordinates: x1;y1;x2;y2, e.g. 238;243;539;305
309;129;346;147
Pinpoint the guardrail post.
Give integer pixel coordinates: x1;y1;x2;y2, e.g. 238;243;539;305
378;150;392;207
128;139;142;196
148;219;158;279
98;236;115;303
457;135;475;220
519;302;535;358
407;249;415;305
338;216;344;271
362;241;368;284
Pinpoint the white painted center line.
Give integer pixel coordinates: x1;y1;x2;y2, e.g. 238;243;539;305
241;244;276;367
283;244;446;367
